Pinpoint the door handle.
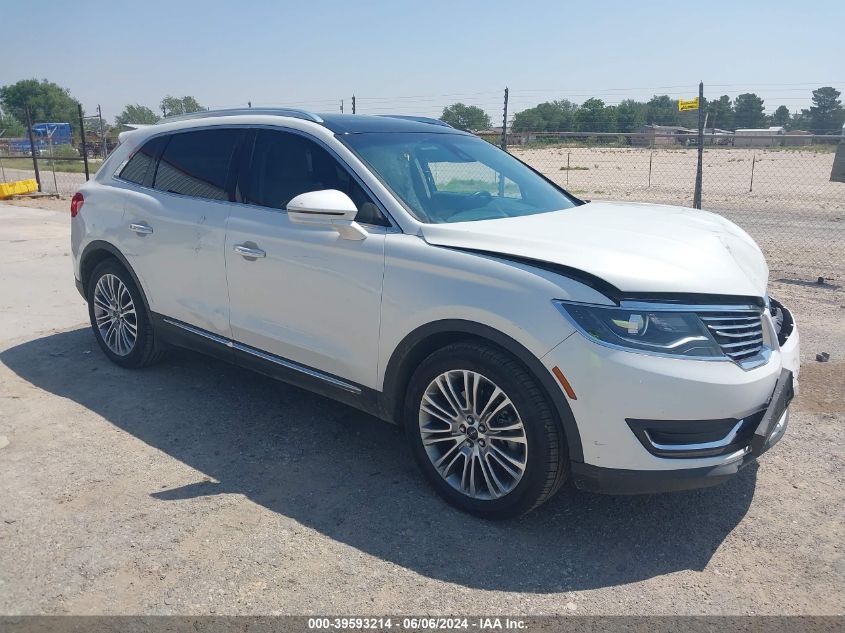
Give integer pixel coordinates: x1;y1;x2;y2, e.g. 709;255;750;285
129;222;153;235
233;244;266;259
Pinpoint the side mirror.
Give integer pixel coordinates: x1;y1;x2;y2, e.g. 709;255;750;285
286;189;367;240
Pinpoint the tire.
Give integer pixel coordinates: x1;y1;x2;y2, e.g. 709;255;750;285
404;340;567;518
87;259;166;369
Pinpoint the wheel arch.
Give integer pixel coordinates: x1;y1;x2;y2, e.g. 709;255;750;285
79;241;152;319
381;319;584;463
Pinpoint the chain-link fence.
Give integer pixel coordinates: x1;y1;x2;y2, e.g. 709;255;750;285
0;105;99;198
501;132;845;280
2;113;843;281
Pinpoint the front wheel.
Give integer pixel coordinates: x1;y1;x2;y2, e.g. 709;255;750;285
404;341;567;518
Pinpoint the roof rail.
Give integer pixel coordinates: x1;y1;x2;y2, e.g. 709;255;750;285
159;107;324;124
379;115;453;128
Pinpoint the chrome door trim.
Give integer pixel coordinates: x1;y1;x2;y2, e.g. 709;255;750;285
231;342;361;394
161;317;361;394
163;318;233;347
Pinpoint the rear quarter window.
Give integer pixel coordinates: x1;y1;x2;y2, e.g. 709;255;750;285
118;135;168;186
153;129;243;201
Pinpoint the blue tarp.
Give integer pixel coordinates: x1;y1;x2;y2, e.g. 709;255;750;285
31;122;73;145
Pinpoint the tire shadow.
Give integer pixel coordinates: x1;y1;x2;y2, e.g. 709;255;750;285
1;328;757;593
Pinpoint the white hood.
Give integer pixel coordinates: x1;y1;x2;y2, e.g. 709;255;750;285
420;201;769;298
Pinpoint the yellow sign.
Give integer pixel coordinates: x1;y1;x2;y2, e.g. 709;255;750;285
679;97;699;112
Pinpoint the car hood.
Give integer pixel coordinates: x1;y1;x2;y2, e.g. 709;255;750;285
419;201;768;298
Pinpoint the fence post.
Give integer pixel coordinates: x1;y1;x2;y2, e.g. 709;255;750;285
78;103;90;181
500;87;508;151
566;152;570;187
24;106;42;192
0;131;6;182
749;152;756;192
47;127;58;193
648;148;653;188
693;81;704;209
98;105;107;159
352;95;356;114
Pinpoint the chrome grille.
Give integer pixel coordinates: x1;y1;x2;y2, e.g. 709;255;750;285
699;310;764;362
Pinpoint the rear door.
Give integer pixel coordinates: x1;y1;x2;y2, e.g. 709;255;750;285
224;128;388;388
118;128;245;336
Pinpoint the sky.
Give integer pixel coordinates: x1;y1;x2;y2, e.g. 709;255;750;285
2;0;843;124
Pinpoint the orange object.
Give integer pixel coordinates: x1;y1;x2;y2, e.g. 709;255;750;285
551;366;577;400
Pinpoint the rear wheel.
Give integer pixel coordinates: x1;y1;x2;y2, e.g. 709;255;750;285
87;259;166;368
404;341;567;518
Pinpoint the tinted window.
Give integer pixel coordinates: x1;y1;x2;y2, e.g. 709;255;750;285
119;135;167;186
153;129;243;200
240;130;387;225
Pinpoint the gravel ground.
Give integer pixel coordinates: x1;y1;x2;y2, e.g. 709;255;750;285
0;203;843;616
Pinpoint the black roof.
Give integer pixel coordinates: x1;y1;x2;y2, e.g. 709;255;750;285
317;113;470;135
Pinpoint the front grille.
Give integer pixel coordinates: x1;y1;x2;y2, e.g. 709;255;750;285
699;310;764;362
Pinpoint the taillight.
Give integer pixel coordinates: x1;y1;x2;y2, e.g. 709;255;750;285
70;192;84;218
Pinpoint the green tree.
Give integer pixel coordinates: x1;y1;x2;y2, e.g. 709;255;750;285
733;93;766;129
575;98;615;132
160;95;205;117
115;104;160;126
0;110;26;136
807;86;844;134
645;95;680;126
0;79;80;134
511;100;576;132
706;95;734;130
181;96;204;114
160;96;181;117
790;109;811;131
439;103;492;131
771;105;791;128
614;99;646;132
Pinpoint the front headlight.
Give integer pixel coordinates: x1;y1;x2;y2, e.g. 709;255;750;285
555;301;723;358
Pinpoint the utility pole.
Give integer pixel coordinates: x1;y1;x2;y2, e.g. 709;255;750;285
501;87;509;151
352;95;356;114
340;99;344;113
693;81;704;209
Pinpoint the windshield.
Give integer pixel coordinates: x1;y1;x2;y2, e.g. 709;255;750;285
341;132;578;223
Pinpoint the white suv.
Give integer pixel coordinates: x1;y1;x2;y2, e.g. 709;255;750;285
70;109;800;517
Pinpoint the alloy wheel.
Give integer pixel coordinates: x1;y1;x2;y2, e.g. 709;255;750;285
93;273;138;356
419;370;528;500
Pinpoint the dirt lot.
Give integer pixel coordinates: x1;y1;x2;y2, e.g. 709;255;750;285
0;203;843;616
